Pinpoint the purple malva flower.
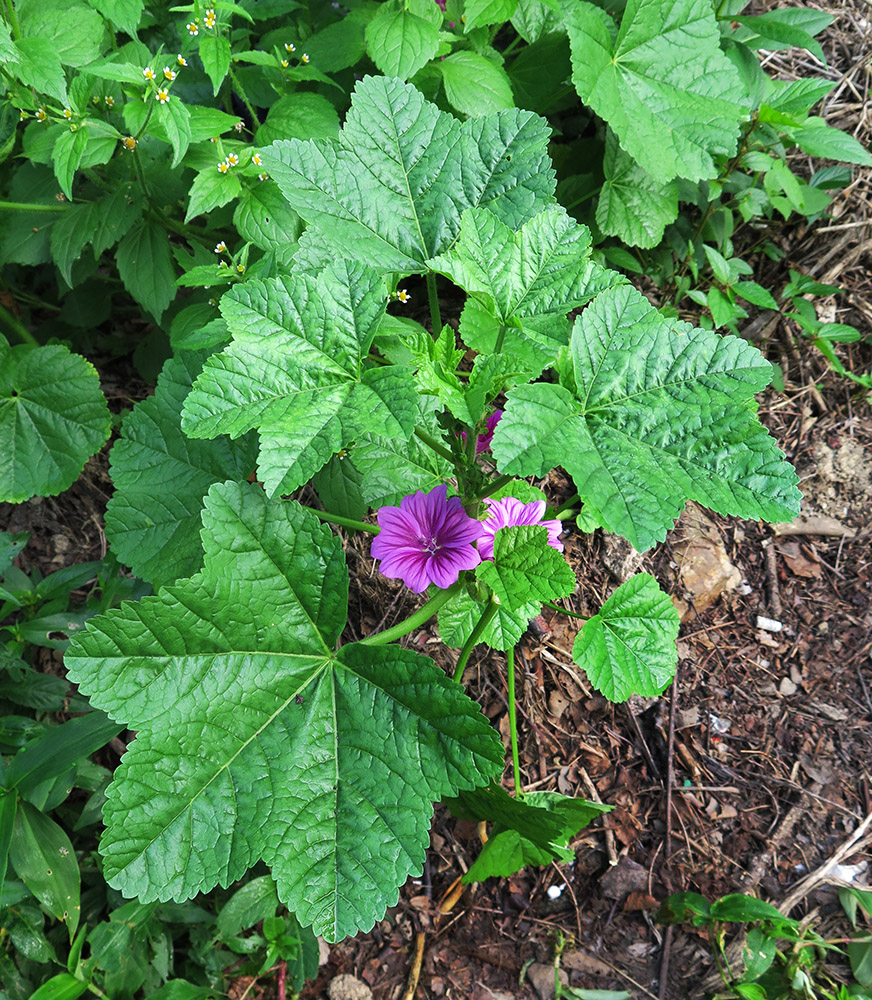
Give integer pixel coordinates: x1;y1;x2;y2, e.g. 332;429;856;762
475;409;502;454
371;484;482;592
477;497;564;562
460;409;503;454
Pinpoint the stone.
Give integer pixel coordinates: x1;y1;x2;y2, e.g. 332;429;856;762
327;974;373;1000
526;962;567;1000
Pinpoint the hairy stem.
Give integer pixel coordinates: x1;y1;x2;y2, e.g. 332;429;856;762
506;646;522;796
361;582;462;646
453;599;498;682
0;201;69;212
229;65;260;128
493;324;508;355
468;474;513;504
425;271;442;334
308;508;379;535
414;426;455;464
3;0;20;38
0;301;39;346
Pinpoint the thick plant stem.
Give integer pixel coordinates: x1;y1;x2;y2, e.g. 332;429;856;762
0;302;38;347
469;474;513;504
506;646;522;797
493;324;509;354
361;581;462;646
453;599;498;682
309;508;379;535
3;0;20;38
414;426;455;464
546;492;579;518
0;201;69;212
426;271;442;334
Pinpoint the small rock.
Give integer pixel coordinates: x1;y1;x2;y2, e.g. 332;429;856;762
602;534;644;583
778;677;797;696
526;962;567;1000
600;856;649;900
327;974;373;1000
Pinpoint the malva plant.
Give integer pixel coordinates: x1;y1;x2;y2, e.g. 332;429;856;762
50;75;805;946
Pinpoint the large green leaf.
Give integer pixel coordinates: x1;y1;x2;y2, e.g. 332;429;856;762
430;205;618;371
0;336;111;503
439;51;515;117
596;131;679;249
565;0;748;182
492;284;801;550
18;0;104;68
65;482;503;941
365;0;440;80
262;75;555;272
105;352;257;587
572;573;679;702
438;586;540;652
181;262;418;496
477;525;575;613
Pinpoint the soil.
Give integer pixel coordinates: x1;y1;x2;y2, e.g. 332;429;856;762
2;2;871;999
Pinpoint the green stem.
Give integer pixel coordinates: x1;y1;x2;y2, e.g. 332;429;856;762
0;201;69;212
414;426;455;464
468;474;513;504
506;645;521;796
3;0;20;38
0;301;38;346
425;271;442;334
543;600;587;621
132;100;156;141
453;599;498;682
546;493;579;518
493;324;508;354
502;33;523;58
308;508;379;535
229;65;260;128
361;582;462;646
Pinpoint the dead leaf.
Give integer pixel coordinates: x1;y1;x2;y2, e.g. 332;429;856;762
623;891;659;911
777;540;822;579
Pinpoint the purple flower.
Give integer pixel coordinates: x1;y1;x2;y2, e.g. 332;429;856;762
371;484;482;593
460;409;503;455
477;497;564;562
434;0;447;9
475;409;502;454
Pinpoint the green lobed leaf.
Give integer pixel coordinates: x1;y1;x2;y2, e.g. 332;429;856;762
181;261;418;496
492;284;801;550
105;351;257;587
511;0;562;43
438;586;540;652
262;75;555;272
440;51;515;117
18;0;104;67
565;0;748;182
572;573;679;702
0;336;111;503
365;1;441;81
116;220;176;320
65;481;503;941
452;786;609;882
596;131;679;249
477;524;574;613
431;205;618;372
84;0;144;36
12;37;68;104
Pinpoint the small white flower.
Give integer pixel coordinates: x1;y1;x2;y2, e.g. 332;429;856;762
143;66;156;80
156;89;170;104
214;241;227;253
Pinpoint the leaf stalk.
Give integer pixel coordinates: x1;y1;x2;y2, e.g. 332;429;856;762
506;645;522;796
453;598;498;682
309;508;379;535
361;581;462;646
